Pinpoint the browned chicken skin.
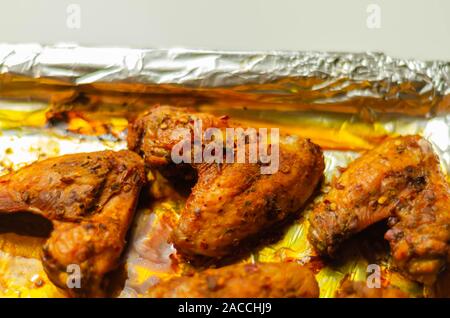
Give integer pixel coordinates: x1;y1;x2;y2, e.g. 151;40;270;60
128;105;231;168
0;150;146;297
128;106;324;259
309;135;450;285
335;281;409;298
147;262;319;298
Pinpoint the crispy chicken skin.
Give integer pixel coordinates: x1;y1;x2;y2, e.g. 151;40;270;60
0;150;146;297
128;106;324;259
174;138;323;258
128;105;231;167
335;281;408;298
309;135;450;285
147;262;319;298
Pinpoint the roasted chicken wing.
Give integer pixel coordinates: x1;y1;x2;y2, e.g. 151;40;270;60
309;135;450;285
147;262;319;298
128;105;231;167
0;150;146;296
128;106;324;259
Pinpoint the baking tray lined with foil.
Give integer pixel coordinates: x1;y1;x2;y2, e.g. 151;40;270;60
0;44;449;297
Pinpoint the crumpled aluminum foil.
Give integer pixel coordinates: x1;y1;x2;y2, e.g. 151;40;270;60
0;44;448;117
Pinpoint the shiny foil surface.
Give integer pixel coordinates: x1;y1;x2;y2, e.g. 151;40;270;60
0;44;449;298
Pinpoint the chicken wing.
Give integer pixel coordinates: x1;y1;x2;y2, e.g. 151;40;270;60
0;150;146;296
309;135;450;285
128;106;324;259
147;262;319;298
128;105;230;167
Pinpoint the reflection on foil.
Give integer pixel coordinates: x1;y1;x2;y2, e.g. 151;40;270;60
120;201;180;298
0;250;64;297
0;129;125;175
0;44;448;117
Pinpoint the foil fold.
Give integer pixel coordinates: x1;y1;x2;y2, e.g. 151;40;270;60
0;44;449;117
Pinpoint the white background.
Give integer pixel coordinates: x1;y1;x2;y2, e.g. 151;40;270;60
0;0;449;60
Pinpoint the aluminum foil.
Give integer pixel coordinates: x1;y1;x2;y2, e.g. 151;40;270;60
0;44;449;117
0;44;449;298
